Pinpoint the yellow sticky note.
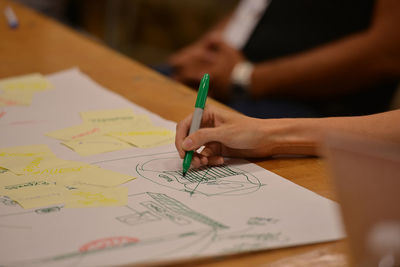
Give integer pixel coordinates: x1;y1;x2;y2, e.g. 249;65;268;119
124;114;154;129
0;144;54;158
62;135;132;156
22;157;73;174
0;90;34;107
4;155;134;187
64;185;128;208
0;145;56;174
0;73;53;92
54;167;135;187
7;184;67;209
98;114;154;133
81;108;137;126
46;122;103;141
23;159;92;177
109;127;175;148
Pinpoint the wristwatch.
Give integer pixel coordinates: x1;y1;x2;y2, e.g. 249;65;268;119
231;61;254;95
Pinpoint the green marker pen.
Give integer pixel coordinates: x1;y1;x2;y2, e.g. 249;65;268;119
182;73;209;176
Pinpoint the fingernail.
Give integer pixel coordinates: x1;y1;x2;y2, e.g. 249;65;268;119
182;138;193;150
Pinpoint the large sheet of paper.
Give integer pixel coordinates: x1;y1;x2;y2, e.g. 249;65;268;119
0;69;344;266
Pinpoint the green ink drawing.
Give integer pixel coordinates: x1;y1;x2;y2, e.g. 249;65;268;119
247;217;279;226
35;206;62;214
89;116;133;123
5;180;50;190
136;156;264;197
146;192;228;229
140;200;192;225
117;211;161;226
0;196;17;206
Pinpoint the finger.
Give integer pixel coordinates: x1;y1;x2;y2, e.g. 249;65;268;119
175;114;193;158
191;156;202;169
199;142;221;157
200;146;215;157
207;156;224;166
182;127;222;151
199;154;209;166
202;51;218;64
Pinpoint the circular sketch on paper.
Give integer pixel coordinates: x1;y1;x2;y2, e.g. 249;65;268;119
136;157;264;196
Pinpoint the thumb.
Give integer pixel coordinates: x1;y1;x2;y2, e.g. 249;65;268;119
182;127;221;151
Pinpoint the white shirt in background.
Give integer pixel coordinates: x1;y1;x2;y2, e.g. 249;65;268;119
223;0;271;49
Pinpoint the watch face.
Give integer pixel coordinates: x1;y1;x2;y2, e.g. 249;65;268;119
231;61;254;95
232;84;248;97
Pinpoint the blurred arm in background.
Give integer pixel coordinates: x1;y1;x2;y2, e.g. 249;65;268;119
207;0;400;100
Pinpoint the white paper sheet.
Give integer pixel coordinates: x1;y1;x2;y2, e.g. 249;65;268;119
0;69;344;266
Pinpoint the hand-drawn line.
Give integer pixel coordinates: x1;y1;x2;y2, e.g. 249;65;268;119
247;217;279;226
186;167;211;197
215;231;290;254
79;236;139;252
155;228;218;259
35;206;62;214
145;192;228;229
0;201;63;218
194;227;290;256
140;200;192;225
136;157;265;197
0;110;6;119
0;196;17;206
117;211;161;226
189;177;205;197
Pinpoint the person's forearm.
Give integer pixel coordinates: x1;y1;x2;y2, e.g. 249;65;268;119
314;109;400;143
250;30;398;98
260;110;400;156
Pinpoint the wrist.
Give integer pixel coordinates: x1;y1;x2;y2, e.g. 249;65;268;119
231;61;254;96
261;118;321;156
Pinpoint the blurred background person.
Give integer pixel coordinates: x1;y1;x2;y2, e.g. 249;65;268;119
168;0;400;118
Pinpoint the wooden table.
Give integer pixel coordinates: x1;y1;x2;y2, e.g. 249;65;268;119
0;1;349;266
